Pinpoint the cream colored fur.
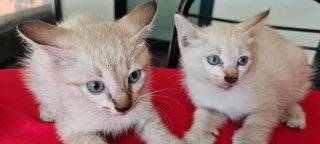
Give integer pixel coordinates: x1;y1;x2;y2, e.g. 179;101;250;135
18;1;183;144
175;11;311;144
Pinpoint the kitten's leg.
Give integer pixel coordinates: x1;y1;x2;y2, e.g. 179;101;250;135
39;104;55;122
134;112;184;144
232;110;281;144
56;121;107;144
280;103;306;129
184;108;227;144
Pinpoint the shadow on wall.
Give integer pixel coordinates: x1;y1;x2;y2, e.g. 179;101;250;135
0;5;54;69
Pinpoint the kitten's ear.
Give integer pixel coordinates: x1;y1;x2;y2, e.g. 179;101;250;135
17;20;75;59
118;1;157;38
235;9;270;34
174;14;204;48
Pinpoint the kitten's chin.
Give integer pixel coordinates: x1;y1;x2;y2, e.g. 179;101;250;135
217;83;233;90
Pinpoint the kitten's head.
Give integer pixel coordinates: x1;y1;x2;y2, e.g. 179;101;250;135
18;1;157;115
175;10;269;90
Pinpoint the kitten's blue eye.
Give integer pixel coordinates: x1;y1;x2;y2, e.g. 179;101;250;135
129;70;141;83
87;81;105;94
207;55;220;65
237;56;249;66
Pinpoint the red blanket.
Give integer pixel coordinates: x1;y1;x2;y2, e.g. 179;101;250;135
0;68;319;144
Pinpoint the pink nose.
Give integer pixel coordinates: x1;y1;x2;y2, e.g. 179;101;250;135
112;94;132;113
114;102;132;112
224;76;237;83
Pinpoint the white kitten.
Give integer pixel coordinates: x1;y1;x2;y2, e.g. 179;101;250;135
175;10;311;144
18;2;183;144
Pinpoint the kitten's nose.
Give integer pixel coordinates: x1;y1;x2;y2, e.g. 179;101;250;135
224;76;237;83
115;103;132;113
112;94;132;113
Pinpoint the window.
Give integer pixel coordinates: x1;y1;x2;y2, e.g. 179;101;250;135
0;0;50;16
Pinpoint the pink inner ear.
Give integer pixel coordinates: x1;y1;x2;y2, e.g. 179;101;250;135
240;32;255;48
182;36;189;47
117;1;157;35
174;14;206;48
17;20;70;49
235;10;269;33
245;37;254;48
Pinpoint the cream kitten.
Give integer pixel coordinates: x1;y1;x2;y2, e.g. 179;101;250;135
175;11;311;144
18;1;183;144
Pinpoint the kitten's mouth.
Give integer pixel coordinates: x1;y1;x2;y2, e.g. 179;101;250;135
102;107;130;116
102;99;140;116
217;83;233;90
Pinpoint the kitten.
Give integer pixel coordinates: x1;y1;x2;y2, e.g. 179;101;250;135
175;10;311;144
18;1;183;144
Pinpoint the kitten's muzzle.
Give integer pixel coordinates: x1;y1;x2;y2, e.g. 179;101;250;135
224;66;238;84
112;94;132;113
224;76;238;83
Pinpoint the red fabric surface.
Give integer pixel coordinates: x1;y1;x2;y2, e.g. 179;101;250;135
0;68;319;144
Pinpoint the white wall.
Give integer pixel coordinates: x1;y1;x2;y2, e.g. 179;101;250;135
58;0;320;63
212;0;320;63
127;0;200;41
61;0;114;21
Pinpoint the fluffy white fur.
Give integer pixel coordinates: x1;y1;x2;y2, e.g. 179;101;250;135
18;1;183;144
175;11;311;144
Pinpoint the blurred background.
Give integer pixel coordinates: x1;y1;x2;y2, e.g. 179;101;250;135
0;0;319;83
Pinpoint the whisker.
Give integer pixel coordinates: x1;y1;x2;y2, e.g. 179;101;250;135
152;94;187;115
137;88;187;111
150;97;172;109
132;95;151;111
148;40;161;45
149;88;178;94
139;88;178;98
150;56;165;61
152;105;173;131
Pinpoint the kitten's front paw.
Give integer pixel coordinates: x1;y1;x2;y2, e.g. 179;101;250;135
232;129;267;144
40;105;55;122
285;116;306;129
280;110;306;130
184;129;217;144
